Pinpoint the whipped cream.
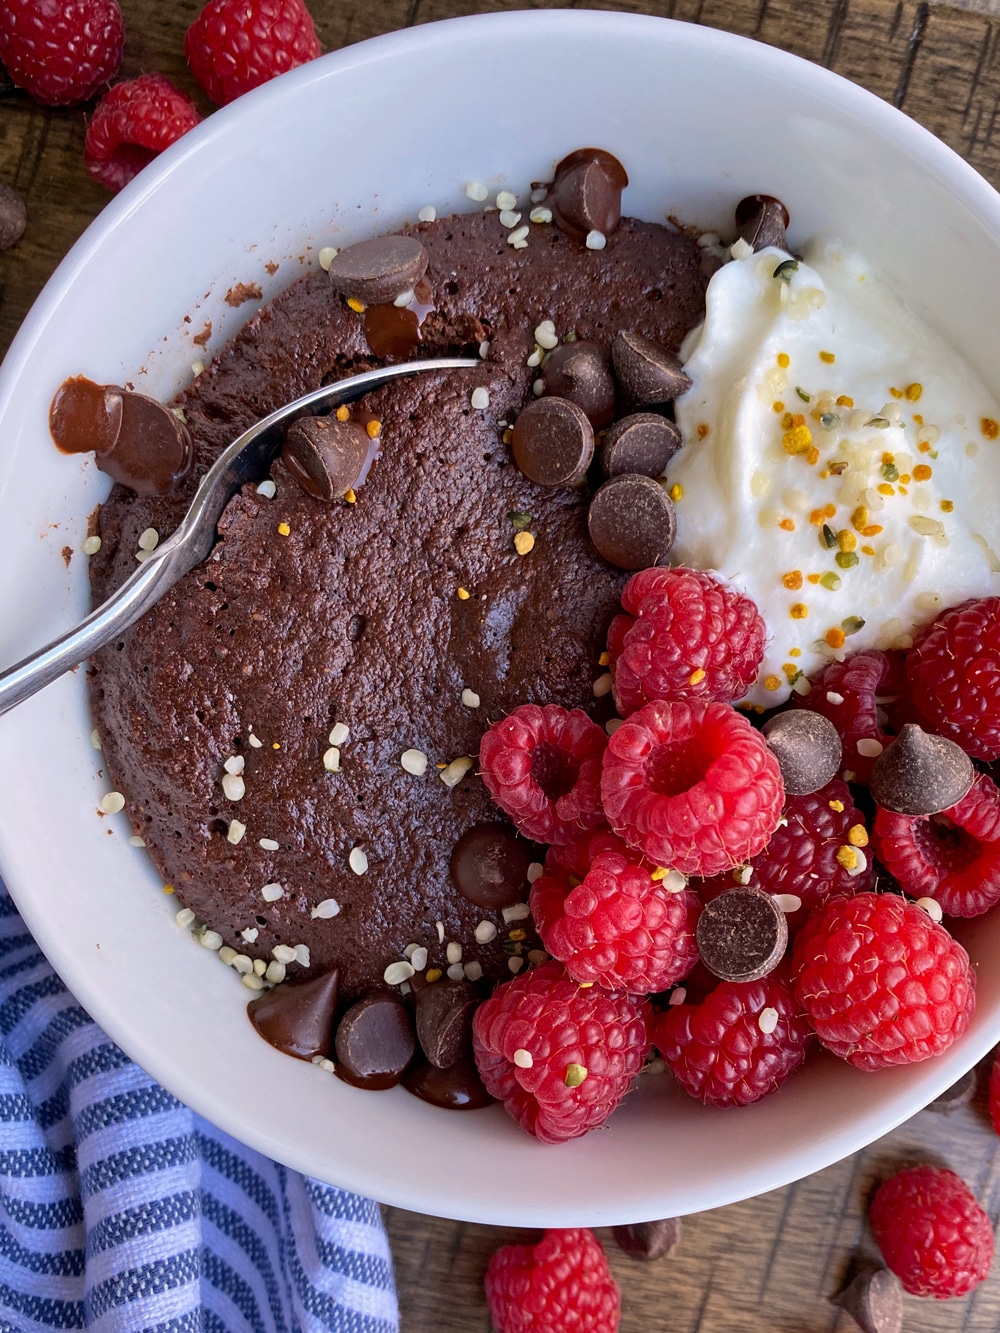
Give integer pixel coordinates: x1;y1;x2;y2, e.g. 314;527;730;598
672;240;1000;707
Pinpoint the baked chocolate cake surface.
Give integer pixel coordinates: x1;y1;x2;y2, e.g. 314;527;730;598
88;208;709;1002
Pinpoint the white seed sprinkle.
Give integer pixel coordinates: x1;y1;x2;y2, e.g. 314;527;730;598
527;862;544;883
446;963;465;981
531;186;548;203
266;960;286;984
134;550;152;564
856;738;884;758
773;894;803;914
418;205;437;222
227;819;246;845
461;688;481;709
758;1007;779;1034
529;205;552;224
191;360;205;377
668;988;687;1006
606;717;624;736
242;973;266;991
585;229;606;250
310;898;341;920
464;961;483;982
508;956;524;974
513;1048;533;1069
498;209;521;228
253;958;267;976
845;848;869;878
470;387;490;410
384;960;415;986
323;747;341;773
792;675;812;697
128;835;146;847
348;846;369;875
439;755;474;788
294;944;310;967
534;320;558;350
401;748;429;775
917;896;943;923
503;902;531;924
90;728;103;750
256;478;277;498
248;733;263;748
446;941;463;964
496;190;517;210
465;181;489;201
241;927;258;943
730;236;754;261
100;791;125;815
318;246;339;270
261;882;284;902
200;930;224;951
826;691;845;706
273;944;297;964
475;921;497;944
218;945;237;966
221;773;245;802
393;287;415;308
436;921;445;944
479;340;490;359
592;672;614;698
662;870;687;894
507;225;529;246
259;837;279;851
526;349;542;370
224;754;245;775
329;722;350;746
232;954;253;975
175;908;196;929
82;535;102;555
318;1057;335;1073
532;378;545;397
410;946;428;972
137;527;159;552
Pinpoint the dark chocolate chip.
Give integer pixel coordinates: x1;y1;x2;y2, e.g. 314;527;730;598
549;147;628;242
401;1053;496;1109
869;723;975;816
282;416;370;501
327;235;429;306
831;1269;903;1333
735;194;790;252
540;341;616;428
334;992;416;1090
601;413;681;479
415;980;480;1069
927;1068;976;1113
695;887;788;983
611;331;692;409
247;967;339;1061
613;1218;682;1262
588;473;676;571
762;710;842;796
510;396;594;486
99;390;193;497
450;823;532;910
0;182;26;251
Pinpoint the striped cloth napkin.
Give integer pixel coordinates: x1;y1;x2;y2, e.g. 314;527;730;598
0;880;399;1333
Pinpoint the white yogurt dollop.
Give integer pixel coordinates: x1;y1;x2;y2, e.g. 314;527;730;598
672;240;1000;707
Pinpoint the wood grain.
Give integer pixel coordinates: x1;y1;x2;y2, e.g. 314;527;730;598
4;3;1000;1331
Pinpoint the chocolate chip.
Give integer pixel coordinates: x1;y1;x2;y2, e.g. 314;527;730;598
549;147;628;242
334;992;416;1090
283;416;370;501
540;341;616;428
510;396;594;486
762;710;842;796
99;390;193;496
735;194;790;252
831;1269;903;1333
927;1068;976;1113
613;1218;682;1262
601;413;681;479
327;235;429;306
401;1053;497;1110
611;331;692;409
450;823;532;909
247;967;339;1061
695;887;788;983
415;980;479;1069
869;723;975;816
588;473;676;571
0;182;26;251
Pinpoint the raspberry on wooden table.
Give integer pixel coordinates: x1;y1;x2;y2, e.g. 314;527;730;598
793;648;900;783
472;962;651;1143
485;1228;620;1333
607;566;765;716
907;595;1000;760
990;1052;1000;1136
870;1166;993;1298
84;74;202;193
600;699;784;877
791;892;975;1070
184;0;322;106
0;0;124;106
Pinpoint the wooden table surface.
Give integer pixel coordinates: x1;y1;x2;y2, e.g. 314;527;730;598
5;1;1000;1329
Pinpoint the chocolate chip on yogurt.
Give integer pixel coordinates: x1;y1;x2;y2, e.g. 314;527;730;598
549;147;629;242
611;331;692;409
587;473;676;570
831;1269;903;1333
600;413;681;478
0;182;27;251
247;966;340;1061
540;341;616;428
326;235;429;306
869;723;975;816
762;710;842;796
735;194;790;252
695;887;788;983
282;416;370;501
450;823;533;910
415;979;479;1069
511;396;594;486
613;1218;682;1262
334;992;416;1090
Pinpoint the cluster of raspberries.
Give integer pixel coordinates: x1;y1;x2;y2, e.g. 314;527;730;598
1;0;321;190
472;567;991;1146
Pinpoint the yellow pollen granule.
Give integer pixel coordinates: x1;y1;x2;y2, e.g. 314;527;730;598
272;742;281;750
918;441;932;453
941;499;955;513
836;846;859;871
806;445;820;465
881;452;895;465
425;968;443;983
809;509;826;526
836;395;854;408
877;483;895;496
689;668;707;686
905;383;923;401
913;463;932;481
807;573;821;585
777;352;790;368
345;489;357;504
163;884;174;895
899;473;911;484
861;526;881;541
898;486;909;495
669;483;684;502
366;420;382;439
889;386;903;399
848;824;869;847
913;414;924;425
763;675;782;692
779;518;795;531
599;651;610;666
508;929;527;942
789;647;801;657
823;503;836;518
819;350;835;364
790;603;808;619
838;530;857;552
773;401;785;413
335;405;350;422
861;545;875;556
791;413;806;427
782;411;793;429
650;867;669;881
782;425;813;456
457;586;471;600
851;506;868;531
829;799;845;813
826;627;846;649
277;522;291;536
514;531;535;555
782;571;803;590
346;297;365;313
697;423;710;439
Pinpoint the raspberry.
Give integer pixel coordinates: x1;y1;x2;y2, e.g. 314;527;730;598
873;773;1000;918
472;962;652;1143
608;567;765;715
870;1166;993;1298
654;969;810;1107
794;649;898;783
530;850;700;992
184;0;321;106
479;704;607;846
791;892;975;1070
600;700;784;877
485;1229;620;1333
907;596;1000;760
542;829;632;882
0;0;123;106
84;75;202;194
990;1052;1000;1136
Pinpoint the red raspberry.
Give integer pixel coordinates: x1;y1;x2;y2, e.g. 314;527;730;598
608;567;765;715
530;850;700;993
485;1228;620;1333
600;700;784;877
184;0;321;106
870;1166;993;1298
472;962;652;1143
84;75;202;194
990;1052;1000;1136
791;892;975;1070
794;649;899;784
0;0;123;106
907;596;1000;761
479;705;607;845
654;969;810;1107
873;774;1000;918
543;829;632;882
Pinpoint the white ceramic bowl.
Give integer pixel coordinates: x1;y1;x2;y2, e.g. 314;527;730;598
3;10;1000;1227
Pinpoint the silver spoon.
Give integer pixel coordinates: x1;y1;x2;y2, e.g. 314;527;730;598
0;357;479;717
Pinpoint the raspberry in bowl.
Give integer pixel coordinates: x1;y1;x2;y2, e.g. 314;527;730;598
5;11;1000;1226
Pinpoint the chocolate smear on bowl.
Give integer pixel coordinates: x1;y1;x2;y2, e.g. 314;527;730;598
869;723;975;816
831;1268;903;1333
282;416;370;501
450;823;533;910
735;194;790;252
402;1053;496;1110
247;966;339;1061
511;396;594;486
414;979;479;1069
762;710;842;796
540;341;616;428
334;992;416;1090
327;235;429;307
613;1218;682;1262
588;472;676;570
612;331;692;409
549;148;628;243
0;182;27;251
601;413;681;479
695;887;788;983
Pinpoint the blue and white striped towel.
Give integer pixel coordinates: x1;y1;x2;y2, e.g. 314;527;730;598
0;880;399;1333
